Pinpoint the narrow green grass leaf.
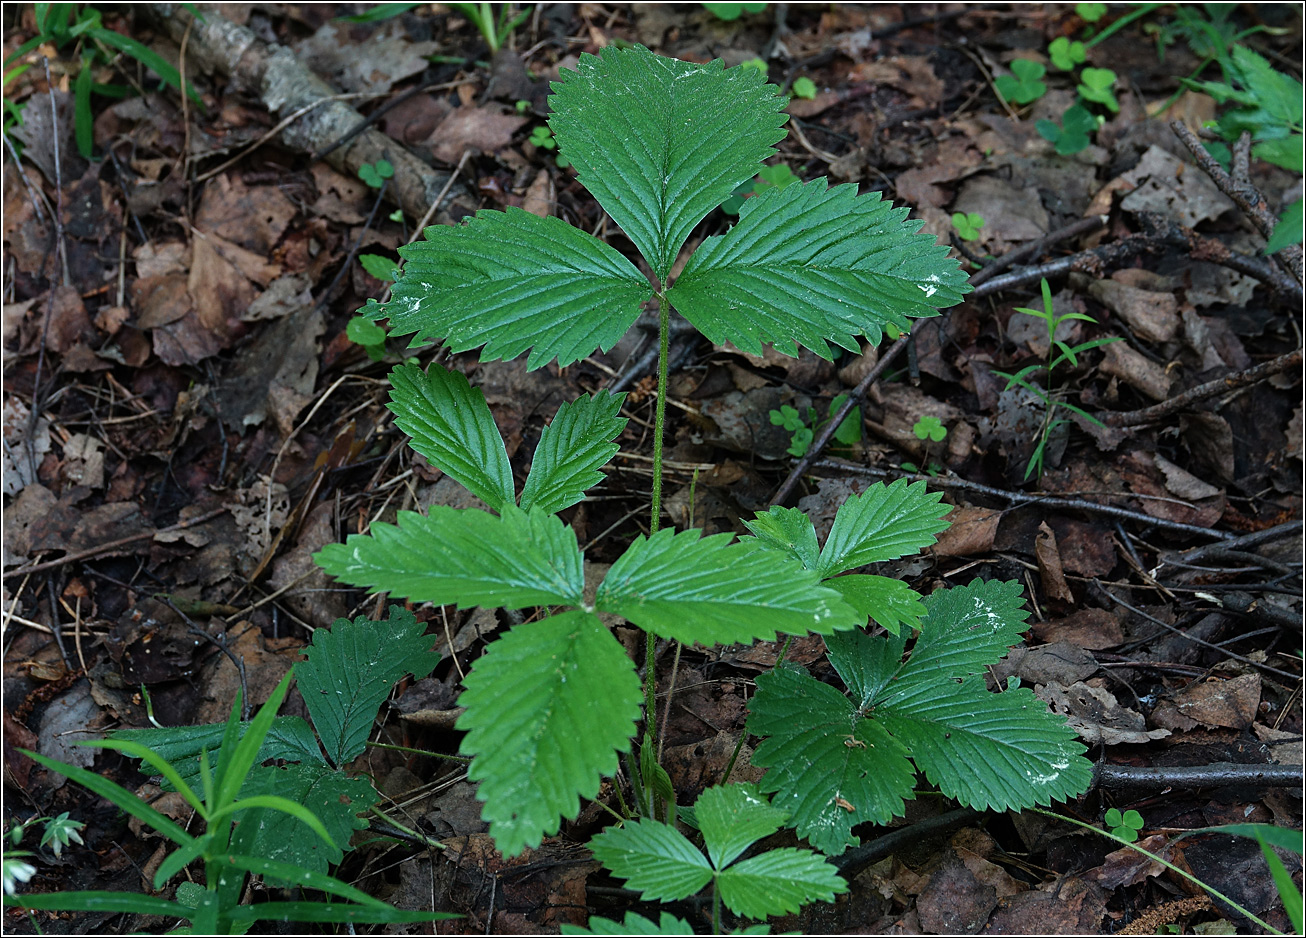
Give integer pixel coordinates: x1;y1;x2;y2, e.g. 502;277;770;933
596;529;860;644
314;504;585;610
384;209;650;369
876;678;1092;811
218;853;394;908
4;891;186;916
748;666;916;855
715;848;847;919
667;180;969;357
214;670;295;812
519;391;627;514
297;606;440;766
587;817;714;901
741;505;821;570
817;479;951;577
549;45;787;280
387;363;514;511
458;611;643;856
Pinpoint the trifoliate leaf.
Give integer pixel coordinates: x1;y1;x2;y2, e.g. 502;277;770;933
588;814;716;903
824;575;926;636
716;849;847;919
110;717;324;792
549;45;788;281
384;208;650;369
817;478;950;577
596;528;859;644
314;504;584;610
875;677;1091;811
561;911;696;936
695;783;788;869
229;764;377;882
749;666;916;855
458;611;642;856
297;606;440;767
889;578;1028;688
387;363;514;511
519;391;627;514
668;180;969;358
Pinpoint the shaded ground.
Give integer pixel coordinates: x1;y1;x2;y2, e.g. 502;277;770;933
2;3;1302;934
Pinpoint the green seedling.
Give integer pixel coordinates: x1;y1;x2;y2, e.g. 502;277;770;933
903;414;947;475
722;161;799;214
4;3;203;158
3;812;84;903
450;2;531;54
1104;807;1144;842
586;784;846;932
769;394;862;457
1076;2;1106;22
951;211;985;241
358;159;394;188
738;57;768;74
347;315;389;361
307;47;1085;917
515;98;530;113
995;58;1047;106
705;2;767;21
1185;45;1303;253
1048;35;1086;71
1076;66;1119;112
5;658;453;931
991;277;1120;481
791;75;817;100
359;253;398;282
529;124;556;149
1036;103;1098;155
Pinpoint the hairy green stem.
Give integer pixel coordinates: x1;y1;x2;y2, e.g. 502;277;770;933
711;884;723;935
1028;807;1279;933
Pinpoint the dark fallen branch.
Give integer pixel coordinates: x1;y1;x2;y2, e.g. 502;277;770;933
1170;120;1304;286
1095;762;1303;791
970;232;1160;298
968;214;1108;288
1137;211;1303;302
1099;349;1302;428
1161;520;1303;568
833;806;982;878
808;459;1237;542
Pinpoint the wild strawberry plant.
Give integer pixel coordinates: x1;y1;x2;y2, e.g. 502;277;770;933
309;44;1091;922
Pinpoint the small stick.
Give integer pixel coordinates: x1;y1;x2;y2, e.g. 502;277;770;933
1099;349;1302;427
969;215;1108;287
1095;762;1302;791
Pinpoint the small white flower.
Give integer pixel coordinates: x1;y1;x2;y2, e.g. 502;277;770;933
3;857;37;896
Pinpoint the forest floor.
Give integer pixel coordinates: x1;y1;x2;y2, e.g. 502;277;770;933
2;3;1303;935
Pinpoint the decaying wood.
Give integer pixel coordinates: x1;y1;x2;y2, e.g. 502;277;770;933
139;4;471;221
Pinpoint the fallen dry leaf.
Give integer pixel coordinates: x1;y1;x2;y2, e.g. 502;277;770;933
1035;521;1075;602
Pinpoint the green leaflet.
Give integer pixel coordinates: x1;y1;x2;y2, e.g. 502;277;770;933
696;781;788;869
228;764;377;882
824;574;926;636
887;578;1028;688
297;606;440;767
817;478;951;577
314;504;585;610
667;180;970;357
519;390;628;515
595;528;860;644
715;848;847;920
741;505;821;571
748;665;916;855
561;911;697;936
383;208;650;369
549;45;788;282
386;364;514;511
457;610;643;857
586;817;715;902
749;579;1092;855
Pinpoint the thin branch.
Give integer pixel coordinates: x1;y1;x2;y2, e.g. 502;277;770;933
1095;762;1303;791
1099;349;1302;427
